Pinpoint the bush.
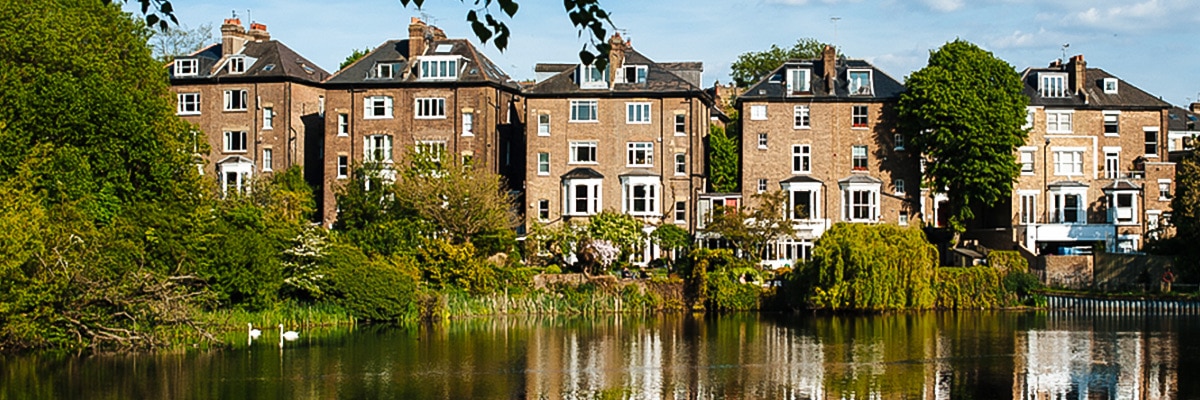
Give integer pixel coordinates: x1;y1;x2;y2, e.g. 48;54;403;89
684;248;765;311
935;267;1006;309
544;265;562;274
792;223;937;311
322;243;419;322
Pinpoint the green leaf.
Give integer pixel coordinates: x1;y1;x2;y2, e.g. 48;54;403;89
578;47;594;66
499;0;519;17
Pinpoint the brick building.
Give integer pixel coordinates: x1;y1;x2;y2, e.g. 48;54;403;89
168;19;329;197
1013;55;1173;255
733;46;918;267
320;18;524;226
522;34;713;264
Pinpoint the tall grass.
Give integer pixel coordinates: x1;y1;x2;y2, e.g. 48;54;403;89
198;302;357;332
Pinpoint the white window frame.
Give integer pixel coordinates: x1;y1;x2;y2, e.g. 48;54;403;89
219;159;253;198
415;97;446;119
1159;179;1172;201
894;134;905;151
1103;111;1120;136
674;114;686;135
1145;127;1160;157
757;179;767;193
228;56;246;74
1019;147;1036;175
792;144;811;174
899;211;909;226
418;56;460;80
852;145;868;171
841;183;880;223
537;199;551;221
364;134;393;163
364;96;393;119
175;58;198;76
579;64;607;89
223;131;248;153
1019;191;1038;225
564;178;602;216
621;175;661;216
1049;187;1087;224
787;68;812;95
177;92;201;115
570;100;598;122
750;105;767;120
793;105;810;129
1110;191;1138;225
674;201;686;224
1023;106;1036;130
626;102;651;124
1053;147;1084;176
1040;73;1067;98
537;152;550;176
462;111;474;136
415;140;447;162
757;133;768;149
851;105;869;128
262;148;273;172
627;142;654;167
674;153;686;176
569;141;598;164
1103;78;1119;94
1104;150;1120;179
623;65;647;83
1046;110;1073;134
223;89;248;111
336;155;349;179
337;114;349;136
894;179;905;195
262;107;273;130
783;181;822;221
537;113;551;136
848;69;873;96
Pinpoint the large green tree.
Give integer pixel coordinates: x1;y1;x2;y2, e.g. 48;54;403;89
896;39;1028;234
705;190;795;263
730;38;832;87
707;123;740;193
1169;149;1200;278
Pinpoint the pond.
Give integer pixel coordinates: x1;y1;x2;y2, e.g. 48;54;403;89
2;312;1196;399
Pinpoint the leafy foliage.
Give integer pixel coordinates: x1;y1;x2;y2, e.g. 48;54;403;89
395;148;517;250
683;249;764;311
730;38;833;87
147;22;212;63
793;223;938;311
1169;149;1200;279
339;47;371;70
706;123;740;193
896;40;1029;234
705;191;794;262
321;242;419;322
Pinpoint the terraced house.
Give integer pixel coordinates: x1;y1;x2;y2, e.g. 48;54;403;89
1013;55;1173;255
522;34;714;264
320;18;524;226
168;18;329;197
732;46;918;267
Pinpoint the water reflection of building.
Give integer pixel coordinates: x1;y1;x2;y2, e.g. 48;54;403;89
1014;328;1177;399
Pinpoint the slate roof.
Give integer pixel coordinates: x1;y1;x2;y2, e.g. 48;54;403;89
1168;106;1198;131
168;41;330;84
838;174;883;185
524;48;707;97
1021;67;1170;110
324;38;518;90
1102;180;1142;191
1048;180;1089;188
781;175;823;184
739;58;905;102
562;167;604;180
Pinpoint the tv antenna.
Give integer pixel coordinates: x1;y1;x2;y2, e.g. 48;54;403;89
831;16;841;46
1060;43;1069;63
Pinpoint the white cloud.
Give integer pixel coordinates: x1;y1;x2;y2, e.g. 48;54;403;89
922;0;964;12
989;29;1041;49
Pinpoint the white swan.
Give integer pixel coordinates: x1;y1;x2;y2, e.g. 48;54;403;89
247;323;262;339
279;324;299;341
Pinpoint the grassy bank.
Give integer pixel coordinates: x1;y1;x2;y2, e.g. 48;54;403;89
197;302;358;333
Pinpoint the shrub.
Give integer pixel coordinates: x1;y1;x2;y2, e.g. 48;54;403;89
793;223;938;311
322;243;419;322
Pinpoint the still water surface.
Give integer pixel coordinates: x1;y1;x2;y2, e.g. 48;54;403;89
1;312;1196;399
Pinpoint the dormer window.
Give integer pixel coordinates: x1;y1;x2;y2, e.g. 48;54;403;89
1040;73;1067;97
623;65;647;83
848;70;873;96
579;64;608;89
418;57;459;80
787;68;811;95
376;63;393;79
228;57;245;74
1103;78;1119;94
175;59;198;76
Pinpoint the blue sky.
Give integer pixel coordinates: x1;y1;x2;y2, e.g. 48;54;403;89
132;0;1200;107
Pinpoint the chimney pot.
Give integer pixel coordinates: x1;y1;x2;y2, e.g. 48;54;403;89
822;45;837;90
408;18;428;57
1190;102;1200;114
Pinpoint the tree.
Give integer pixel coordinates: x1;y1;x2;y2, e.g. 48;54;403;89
148;22;212;63
115;0;618;69
705;190;795;263
793;223;938;311
1169;149;1200;278
707;123;740;193
730;38;832;87
394;148;517;251
340;47;371;70
896;39;1028;236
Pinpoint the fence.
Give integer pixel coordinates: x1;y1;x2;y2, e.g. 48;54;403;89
1045;294;1200;315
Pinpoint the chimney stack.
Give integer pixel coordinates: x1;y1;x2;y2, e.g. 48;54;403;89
822;45;837;91
247;22;270;42
408;17;427;57
1191;102;1200;114
607;33;627;88
1068;54;1086;94
220;18;248;57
